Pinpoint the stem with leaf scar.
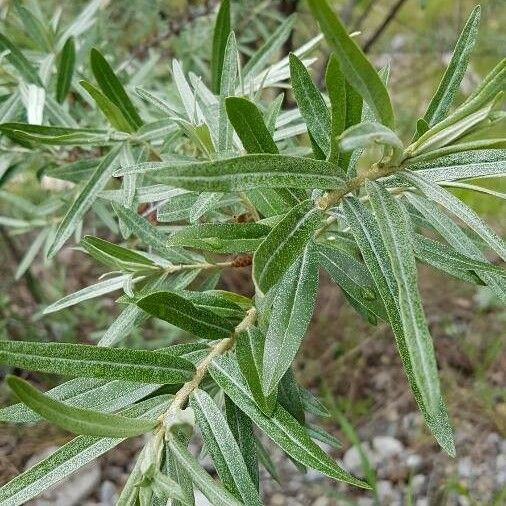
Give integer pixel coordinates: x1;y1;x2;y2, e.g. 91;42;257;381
157;307;257;428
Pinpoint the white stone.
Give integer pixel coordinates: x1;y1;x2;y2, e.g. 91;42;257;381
372;436;404;459
405;453;423;470
411;474;426;495
343;442;377;476
457;456;472;478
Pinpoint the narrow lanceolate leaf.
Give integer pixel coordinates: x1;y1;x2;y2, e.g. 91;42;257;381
307;0;394;128
165;432;195;506
403;171;506;261
190;390;262;505
6;376;157;437
224;396;259;489
278;368;305;426
211;0;231;93
342;197;455;456
167;436;243;506
262;245;318;395
226;97;278;154
325;54;346;163
81;235;159;272
317;242;387;323
289;53;331;155
114;154;346;191
339;121;403;158
420;6;481;131
90;48;143;130
0;341;195;384
210;355;370;488
0;32;42;85
253;199;323;294
0;396;168;506
80;80;134;133
47;144;122;258
236;326;276;416
168;223;271;253
136;291;235;340
366;181;442;415
56;37;75;103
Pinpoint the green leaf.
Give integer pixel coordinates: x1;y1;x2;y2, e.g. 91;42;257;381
0;123;116;145
0;341;195;384
339;121;403;160
298;386;330;418
307;0;394;128
253;199;323;294
47;144;122;257
366;181;443;415
210;355;370;488
420;6;481;131
306;423;342;449
81;235;159;272
342;196;455;456
14;2;52;52
289;53;331;156
0;32;42;85
317;242;387;323
0;396;168;506
211;0;231;93
224;396;259;489
190;390;262;505
90;48;143;130
167;436;243;506
242;15;296;78
403;171;506;261
136;291;235;340
325;54;346;163
168;223;270;253
340;81;363;172
0;377;160;425
56;37;76;104
6;376;157;437
165;432;195;506
236;326;276;416
114;154;346;191
226;96;278;154
151;470;193;506
262;245;318;395
80;80;134;133
278;368;305;425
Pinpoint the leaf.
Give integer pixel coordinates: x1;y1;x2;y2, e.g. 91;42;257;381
253;199;323;294
420;6;481;131
0;341;195;384
56;37;76;103
211;0;231;93
136;291;235;340
366;181;443;415
298;386;330;418
165;432;195;506
317;242;387;323
243;15;296;78
306;423;342;449
0;378;159;424
90;48;143;130
225;96;278;154
6;376;157;437
47;144;122;258
278;368;305;426
81;235;159;272
151;470;193;506
167;436;243;506
80;80;134;133
289;53;331;155
13;3;52;52
189;191;222;223
0;123;116;145
114;154;346;191
0;32;42;85
403;171;506;261
190;390;262;505
44;274;131;314
15;228;48;280
236;326;276;415
340;81;363;172
224;396;259;489
168;223;270;253
325;54;346;163
0;396;168;506
339;121;403;159
342;196;455;456
210;355;370;488
307;0;394;128
262;245;318;395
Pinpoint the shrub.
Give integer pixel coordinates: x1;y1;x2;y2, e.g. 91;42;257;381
0;0;505;504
